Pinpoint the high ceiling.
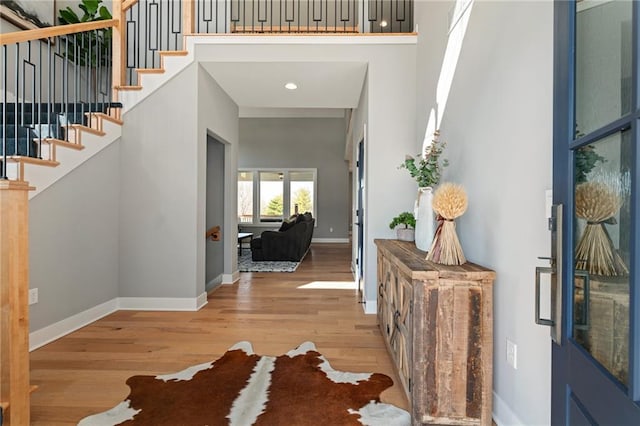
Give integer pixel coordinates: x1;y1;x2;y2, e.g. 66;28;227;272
200;61;368;117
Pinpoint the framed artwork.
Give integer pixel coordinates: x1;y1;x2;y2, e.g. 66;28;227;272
0;0;56;30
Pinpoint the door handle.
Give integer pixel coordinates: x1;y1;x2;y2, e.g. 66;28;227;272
535;204;563;344
535;266;554;326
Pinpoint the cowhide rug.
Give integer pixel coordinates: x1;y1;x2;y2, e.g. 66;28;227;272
78;341;410;426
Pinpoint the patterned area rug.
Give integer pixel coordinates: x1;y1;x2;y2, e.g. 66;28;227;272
238;249;300;273
78;342;410;426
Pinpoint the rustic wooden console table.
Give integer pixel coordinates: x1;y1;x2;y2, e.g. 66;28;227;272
375;239;496;426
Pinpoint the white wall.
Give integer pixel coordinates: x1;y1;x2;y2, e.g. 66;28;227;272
238;117;350;240
415;1;553;424
118;62;239;300
29;140;120;331
197;65;240;285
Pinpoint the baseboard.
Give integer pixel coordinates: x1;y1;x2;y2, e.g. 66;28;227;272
196;292;208;309
222;271;240;284
493;390;524;426
29;294;208;351
29;298;119;351
118;295;206;311
206;274;223;292
363;299;377;314
312;238;349;243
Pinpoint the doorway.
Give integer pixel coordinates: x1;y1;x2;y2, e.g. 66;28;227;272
206;135;225;291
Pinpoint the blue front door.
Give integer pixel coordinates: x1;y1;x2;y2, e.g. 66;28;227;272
550;1;640;423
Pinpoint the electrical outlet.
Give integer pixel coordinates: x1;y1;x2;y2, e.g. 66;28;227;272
29;288;38;305
329;227;334;233
506;339;517;369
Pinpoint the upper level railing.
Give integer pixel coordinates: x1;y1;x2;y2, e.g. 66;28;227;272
119;0;414;85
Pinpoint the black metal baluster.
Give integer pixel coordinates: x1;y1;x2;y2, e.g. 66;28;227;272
97;29;103;120
14;43;19;157
38;38;42;158
107;30;113;107
22;41;31;157
215;0;219;34
2;45;7;178
47;39;52;144
64;36;71;133
74;33;80;135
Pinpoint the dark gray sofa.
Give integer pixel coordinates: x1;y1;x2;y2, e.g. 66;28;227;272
250;212;314;261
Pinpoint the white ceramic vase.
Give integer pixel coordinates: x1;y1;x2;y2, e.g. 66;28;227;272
414;187;435;251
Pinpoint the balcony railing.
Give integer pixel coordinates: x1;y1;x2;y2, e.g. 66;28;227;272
120;0;414;85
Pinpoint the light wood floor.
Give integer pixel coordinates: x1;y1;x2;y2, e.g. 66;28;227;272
29;243;408;425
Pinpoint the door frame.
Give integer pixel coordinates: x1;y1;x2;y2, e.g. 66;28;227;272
356;137;365;301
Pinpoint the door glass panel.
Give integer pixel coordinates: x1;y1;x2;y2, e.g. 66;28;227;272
575;1;632;136
573;129;632;385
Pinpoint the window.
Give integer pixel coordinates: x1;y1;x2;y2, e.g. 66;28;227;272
237;171;253;223
290;171;314;215
259;171;284;222
238;169;317;225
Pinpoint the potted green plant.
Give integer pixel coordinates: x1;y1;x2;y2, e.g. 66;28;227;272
399;130;449;188
389;212;416;242
399;131;448;251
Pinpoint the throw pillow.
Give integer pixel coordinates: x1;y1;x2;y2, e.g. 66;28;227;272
279;219;295;232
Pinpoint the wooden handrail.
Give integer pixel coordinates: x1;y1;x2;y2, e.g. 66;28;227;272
0;19;117;46
122;0;138;12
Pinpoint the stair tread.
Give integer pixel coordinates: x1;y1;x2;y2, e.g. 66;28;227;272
115;85;143;91
7;156;59;167
43;138;85;150
136;68;165;74
65;124;106;136
159;50;188;56
85;112;124;126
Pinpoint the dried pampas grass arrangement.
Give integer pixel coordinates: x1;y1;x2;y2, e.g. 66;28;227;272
575;181;628;276
426;182;467;265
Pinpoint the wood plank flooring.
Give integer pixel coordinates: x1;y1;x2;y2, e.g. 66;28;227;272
29;243;408;425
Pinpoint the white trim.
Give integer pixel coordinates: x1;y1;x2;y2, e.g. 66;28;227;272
29;294;209;351
363;299;377;315
29;298;119;351
206;274;223;292
118;296;206;311
492;391;525;426
312;238;350;243
196;292;208;309
222;271;240;284
187;34;418;47
239;107;345;118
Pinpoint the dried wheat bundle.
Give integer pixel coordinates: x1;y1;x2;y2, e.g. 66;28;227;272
574;182;628;276
426;183;467;265
575;181;621;221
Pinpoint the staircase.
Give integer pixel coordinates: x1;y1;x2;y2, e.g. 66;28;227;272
1;102;124;198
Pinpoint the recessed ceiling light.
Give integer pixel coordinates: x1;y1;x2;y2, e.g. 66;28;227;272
380;20;388;28
285;82;298;90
